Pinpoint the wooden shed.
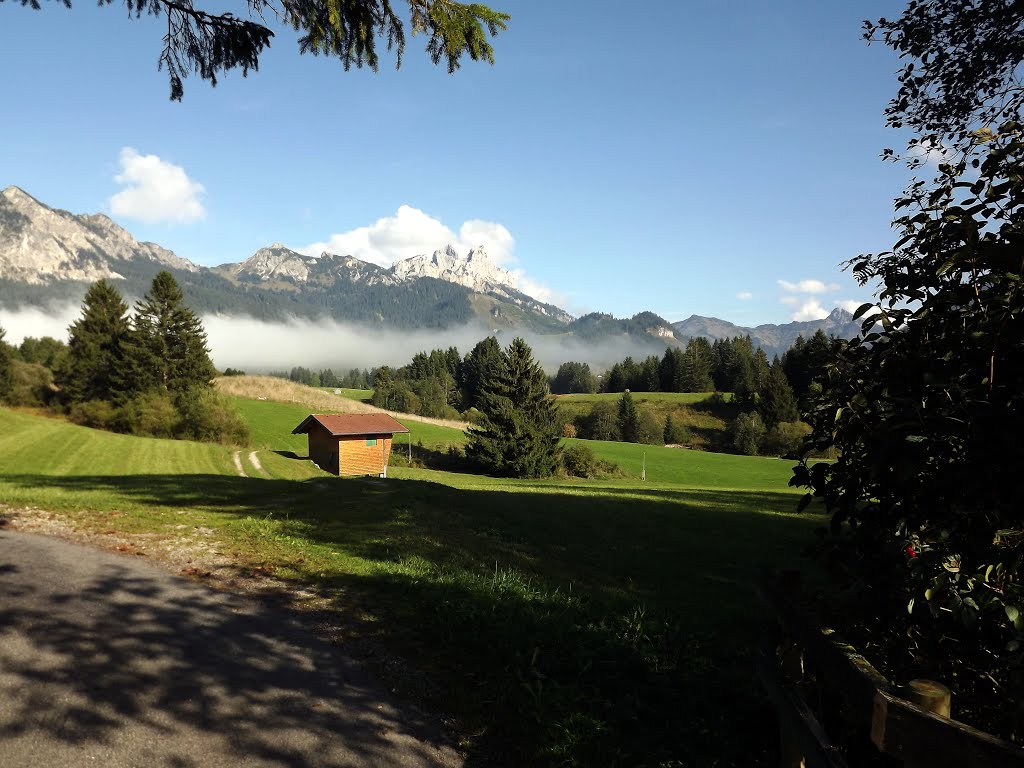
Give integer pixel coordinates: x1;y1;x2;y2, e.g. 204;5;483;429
291;414;409;477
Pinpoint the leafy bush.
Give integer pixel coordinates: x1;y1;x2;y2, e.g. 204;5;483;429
174;387;250;445
663;414;691;445
562;444;599;478
561;443;620;479
119;393;180;438
762;421;811;458
7;360;54;407
69;399;120;430
636;411;664;445
574;402;620;441
731;412;765;456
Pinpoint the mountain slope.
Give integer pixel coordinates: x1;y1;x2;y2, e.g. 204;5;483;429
0;186;196;285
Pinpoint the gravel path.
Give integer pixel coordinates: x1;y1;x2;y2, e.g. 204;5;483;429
0;529;461;768
232;450;247;477
248;450;270;478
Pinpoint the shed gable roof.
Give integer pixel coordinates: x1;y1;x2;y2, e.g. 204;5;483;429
291;413;410;436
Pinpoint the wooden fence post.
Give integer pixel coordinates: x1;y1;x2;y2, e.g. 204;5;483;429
908;680;951;719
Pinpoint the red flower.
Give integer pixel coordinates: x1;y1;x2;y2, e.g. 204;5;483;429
905;545;917;558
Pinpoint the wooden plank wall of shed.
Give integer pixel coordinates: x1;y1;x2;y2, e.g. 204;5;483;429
308;426;340;474
338;435;392;476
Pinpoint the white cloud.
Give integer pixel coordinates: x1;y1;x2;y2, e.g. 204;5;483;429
908;138;951;167
110;148;205;223
791;300;829;322
836;299;881;318
736;291;753;301
513;272;565;307
777;278;839;294
300;205;515;267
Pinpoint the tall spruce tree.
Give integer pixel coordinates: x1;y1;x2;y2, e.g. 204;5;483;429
466;337;561;478
60;279;131;403
0;325;13;401
461;336;503;409
124;271;216;396
617;390;640;443
758;358;799;429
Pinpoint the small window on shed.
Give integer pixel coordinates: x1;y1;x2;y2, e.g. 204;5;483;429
366;438;377;447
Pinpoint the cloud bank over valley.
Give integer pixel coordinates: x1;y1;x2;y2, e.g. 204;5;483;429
0;303;660;376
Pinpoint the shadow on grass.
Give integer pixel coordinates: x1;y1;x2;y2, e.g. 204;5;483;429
2;471;818;765
0;531;456;768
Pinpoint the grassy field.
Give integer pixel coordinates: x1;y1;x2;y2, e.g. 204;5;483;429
0;403;817;766
325;387;373;403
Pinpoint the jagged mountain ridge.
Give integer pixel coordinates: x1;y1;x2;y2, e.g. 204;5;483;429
0;185;569;332
673;307;862;356
220;241;573;323
0;185;863;353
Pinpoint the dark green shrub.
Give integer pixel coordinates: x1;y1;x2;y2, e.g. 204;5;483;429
562;444;599;478
731;412;765;456
762;421;811;458
119;392;179;438
69;399;119;430
663;414;691;445
7;360;54;407
575;402;620;441
174;387;250;445
637;411;664;445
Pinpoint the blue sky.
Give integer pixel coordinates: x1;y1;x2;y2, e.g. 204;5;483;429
0;0;916;326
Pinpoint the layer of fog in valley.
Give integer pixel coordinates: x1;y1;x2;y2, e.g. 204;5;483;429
0;304;664;375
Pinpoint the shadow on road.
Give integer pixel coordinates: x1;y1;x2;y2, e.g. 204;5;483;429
0;532;458;768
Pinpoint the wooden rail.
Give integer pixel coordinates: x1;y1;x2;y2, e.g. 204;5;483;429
757;571;1024;768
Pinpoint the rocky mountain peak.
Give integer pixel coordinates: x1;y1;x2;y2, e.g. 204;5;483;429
391;244;516;295
234;244;317;282
2;185;36;204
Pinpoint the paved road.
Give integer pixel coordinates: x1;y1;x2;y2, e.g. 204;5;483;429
0;530;461;768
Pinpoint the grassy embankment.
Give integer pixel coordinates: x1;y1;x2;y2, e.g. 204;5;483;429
0;396;816;767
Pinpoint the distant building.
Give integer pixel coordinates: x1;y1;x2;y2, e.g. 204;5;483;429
291;414;409;477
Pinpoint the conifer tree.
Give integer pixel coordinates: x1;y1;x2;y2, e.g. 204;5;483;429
663;413;689;445
124;271;216;396
678;338;714;392
60;279;131;403
0;325;13;401
617;390;640;443
466;337;561;478
759;358;800;429
461;336;503;410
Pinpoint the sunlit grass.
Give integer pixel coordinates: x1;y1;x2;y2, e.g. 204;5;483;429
0;403;816;766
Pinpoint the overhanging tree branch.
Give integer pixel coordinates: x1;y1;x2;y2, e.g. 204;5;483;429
3;0;509;100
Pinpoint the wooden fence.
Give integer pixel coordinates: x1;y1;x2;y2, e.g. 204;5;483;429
757;570;1024;768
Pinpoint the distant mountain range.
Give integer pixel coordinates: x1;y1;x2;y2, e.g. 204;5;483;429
0;185;862;356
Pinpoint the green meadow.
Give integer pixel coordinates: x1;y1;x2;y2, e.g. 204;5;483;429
323;386;373;403
0;402;817;766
